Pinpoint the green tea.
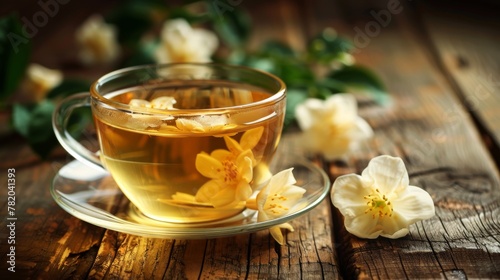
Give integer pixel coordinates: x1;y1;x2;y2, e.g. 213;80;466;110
93;81;284;223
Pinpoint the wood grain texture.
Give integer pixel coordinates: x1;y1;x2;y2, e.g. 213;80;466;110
319;1;500;278
1;0;500;279
80;132;339;280
415;0;500;162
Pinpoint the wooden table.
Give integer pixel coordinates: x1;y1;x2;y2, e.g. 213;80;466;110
1;0;500;278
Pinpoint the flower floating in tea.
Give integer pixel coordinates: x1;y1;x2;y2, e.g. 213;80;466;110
129;96;177;109
154;18;219;64
175;116;237;134
331;155;435;239
75;14;121;65
246;168;306;245
20;63;62;101
127;97;177;128
194;127;264;208
295;93;373;160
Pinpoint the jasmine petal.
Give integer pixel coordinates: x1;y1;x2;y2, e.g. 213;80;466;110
155;18;218;64
75;15;120;65
269;223;294;245
251;168;306;245
191;127;264;208
331;155;435;239
295;93;373;160
21;63;62;101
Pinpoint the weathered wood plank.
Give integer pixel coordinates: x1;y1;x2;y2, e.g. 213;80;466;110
415;1;500;161
79;132;339;280
2;0;500;279
306;1;500;278
0;161;106;278
1;1;342;278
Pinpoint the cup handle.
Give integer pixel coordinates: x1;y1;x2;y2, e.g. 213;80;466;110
52;92;104;171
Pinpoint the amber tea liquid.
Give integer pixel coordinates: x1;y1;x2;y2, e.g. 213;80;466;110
93;81;284;223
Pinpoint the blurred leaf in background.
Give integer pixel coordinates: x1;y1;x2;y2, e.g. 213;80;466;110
46;79;92;99
12;101;56;158
327;65;389;104
105;0;166;48
0;14;31;106
307;28;354;65
0;0;389;158
11;79;92;159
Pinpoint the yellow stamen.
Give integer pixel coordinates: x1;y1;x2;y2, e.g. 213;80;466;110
364;189;393;219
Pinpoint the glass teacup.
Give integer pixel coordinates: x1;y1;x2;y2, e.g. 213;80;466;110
53;63;286;223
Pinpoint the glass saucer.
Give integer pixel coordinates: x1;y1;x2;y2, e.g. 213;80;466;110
51;157;330;239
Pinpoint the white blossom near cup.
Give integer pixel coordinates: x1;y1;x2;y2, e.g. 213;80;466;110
154;18;219;64
246;168;306;245
331;155;435;239
21;63;62;101
295;93;373;160
75;15;120;65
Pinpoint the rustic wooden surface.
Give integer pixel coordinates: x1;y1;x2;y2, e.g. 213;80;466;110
1;0;500;279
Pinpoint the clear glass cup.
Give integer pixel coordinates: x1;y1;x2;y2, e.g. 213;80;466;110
53;63;286;223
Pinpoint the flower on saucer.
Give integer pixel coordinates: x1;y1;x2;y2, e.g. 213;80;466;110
75;15;120;65
295;93;373;160
247;168;306;245
194;127;264;208
154;18;218;64
21;63;62;101
331;155;435;239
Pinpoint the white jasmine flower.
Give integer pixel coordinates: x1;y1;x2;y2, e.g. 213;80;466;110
127;97;177;129
129;96;177;109
175;116;236;133
154;18;218;63
247;168;306;245
21;63;62;101
75;15;120;65
295;93;373;160
331;155;435;239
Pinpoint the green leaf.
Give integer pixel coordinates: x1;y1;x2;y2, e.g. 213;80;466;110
260;41;296;58
240;41;314;88
307;84;334;100
12;103;33;137
272;58;315;88
12;101;58;158
121;39;157;67
307;28;353;64
243;54;315;89
0;14;32;104
123;0;166;4
327;65;388;103
317;78;348;94
105;2;163;47
46;79;91;99
182;0;205;4
284;88;308;128
11;99;92;159
243;56;276;73
168;7;211;24
223;48;246;65
27;100;57;158
210;7;251;48
67;106;92;140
